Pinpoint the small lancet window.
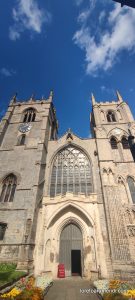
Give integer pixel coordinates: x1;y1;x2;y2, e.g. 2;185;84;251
20;134;25;145
107;111;116;122
0;223;7;240
0;174;17;203
121;137;130;149
127;176;135;204
23;108;36;123
110;137;118;149
18;134;26;146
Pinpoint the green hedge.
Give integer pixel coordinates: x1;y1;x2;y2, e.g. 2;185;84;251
0;264;16;272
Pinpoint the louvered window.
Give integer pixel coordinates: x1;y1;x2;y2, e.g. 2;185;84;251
110;137;118;149
23;108;36;123
107;111;116;122
121;137;130;149
0;174;17;203
50;146;93;197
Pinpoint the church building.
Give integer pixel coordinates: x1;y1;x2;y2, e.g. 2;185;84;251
0;91;135;280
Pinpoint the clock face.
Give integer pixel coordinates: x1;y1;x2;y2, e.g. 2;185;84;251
18;123;32;133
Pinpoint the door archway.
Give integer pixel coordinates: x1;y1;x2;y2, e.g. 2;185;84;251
59;223;83;277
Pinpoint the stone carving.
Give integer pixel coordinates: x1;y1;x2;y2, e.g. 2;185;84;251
127;225;135;237
24;219;32;243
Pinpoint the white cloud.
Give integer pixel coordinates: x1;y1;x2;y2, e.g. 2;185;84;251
9;0;51;41
100;85;114;94
75;0;84;6
73;4;135;75
9;28;21;41
0;68;16;77
78;9;91;23
99;10;106;24
77;0;96;23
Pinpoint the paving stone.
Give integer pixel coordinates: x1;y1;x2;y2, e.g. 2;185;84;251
45;278;99;300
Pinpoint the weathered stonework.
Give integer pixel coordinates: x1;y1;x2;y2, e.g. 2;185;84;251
0;91;135;280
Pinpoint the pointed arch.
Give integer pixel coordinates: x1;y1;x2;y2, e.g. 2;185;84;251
117;175;129;205
49;145;93;197
106;110;116;122
100;111;105;121
121;136;130;149
23;107;36;123
110;137;118;149
117;175;125;184
127;176;135;204
0;174;17;203
49;142;93;167
47;202;94;230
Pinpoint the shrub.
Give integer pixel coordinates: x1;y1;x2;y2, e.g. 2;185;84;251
0;264;16;272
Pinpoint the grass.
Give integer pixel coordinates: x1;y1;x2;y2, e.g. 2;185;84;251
0;264;26;287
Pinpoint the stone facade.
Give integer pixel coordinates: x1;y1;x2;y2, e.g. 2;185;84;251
0;91;135;280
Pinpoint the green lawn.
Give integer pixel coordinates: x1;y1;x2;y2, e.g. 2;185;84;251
0;264;26;287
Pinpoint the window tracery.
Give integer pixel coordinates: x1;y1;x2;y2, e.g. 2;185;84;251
0;174;17;203
23;108;36;123
107;111;116;122
50;146;93;197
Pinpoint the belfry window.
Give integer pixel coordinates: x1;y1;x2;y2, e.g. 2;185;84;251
121;137;130;149
127;177;135;204
107;111;116;122
110;137;118;149
0;174;17;203
23;108;36;123
50;146;93;197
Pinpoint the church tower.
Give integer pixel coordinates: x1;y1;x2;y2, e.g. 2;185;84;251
91;91;135;278
0;90;135;280
0;92;58;270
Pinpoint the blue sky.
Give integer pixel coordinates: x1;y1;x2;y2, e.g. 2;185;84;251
0;0;135;138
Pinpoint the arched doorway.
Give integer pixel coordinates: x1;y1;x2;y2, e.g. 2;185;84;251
59;223;83;277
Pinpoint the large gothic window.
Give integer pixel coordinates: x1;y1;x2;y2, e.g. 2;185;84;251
50;146;93;197
23;108;36;123
107;111;116;122
0;174;17;203
127;177;135;204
